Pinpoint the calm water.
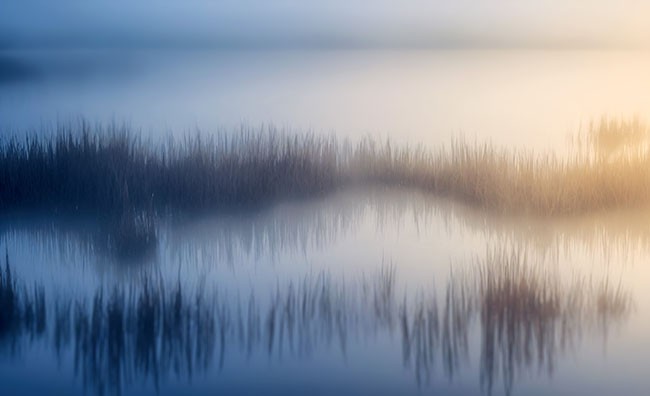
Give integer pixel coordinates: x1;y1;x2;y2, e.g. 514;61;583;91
3;49;650;149
1;50;650;395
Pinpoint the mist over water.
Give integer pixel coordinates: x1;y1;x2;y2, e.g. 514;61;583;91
2;3;650;394
3;49;650;155
1;187;650;395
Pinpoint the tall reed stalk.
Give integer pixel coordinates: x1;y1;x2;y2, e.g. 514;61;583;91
2;118;649;217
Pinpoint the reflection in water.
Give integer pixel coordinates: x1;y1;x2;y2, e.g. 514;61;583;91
0;249;632;395
0;189;369;266
473;249;630;395
0;252;47;354
5;188;650;269
70;281;217;395
395;248;631;395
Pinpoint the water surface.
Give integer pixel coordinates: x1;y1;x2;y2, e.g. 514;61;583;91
1;189;648;395
3;49;650;151
1;49;650;395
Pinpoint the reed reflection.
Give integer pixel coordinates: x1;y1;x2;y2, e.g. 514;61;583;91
0;251;47;354
474;249;629;395
6;187;650;271
0;248;633;395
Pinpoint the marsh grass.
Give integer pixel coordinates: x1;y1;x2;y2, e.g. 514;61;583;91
0;122;339;213
3;118;650;221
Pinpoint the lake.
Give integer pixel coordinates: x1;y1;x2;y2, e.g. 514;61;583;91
3;49;650;149
1;49;650;395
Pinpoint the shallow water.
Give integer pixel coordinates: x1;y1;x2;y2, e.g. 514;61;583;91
1;188;649;396
2;49;650;395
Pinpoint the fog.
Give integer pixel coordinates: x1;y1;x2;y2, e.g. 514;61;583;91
2;0;650;49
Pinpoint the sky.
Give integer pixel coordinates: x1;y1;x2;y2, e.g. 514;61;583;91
1;0;650;49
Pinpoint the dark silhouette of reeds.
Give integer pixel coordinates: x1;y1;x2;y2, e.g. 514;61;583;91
0;122;338;214
3;118;650;222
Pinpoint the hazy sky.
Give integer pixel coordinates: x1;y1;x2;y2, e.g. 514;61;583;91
2;0;650;49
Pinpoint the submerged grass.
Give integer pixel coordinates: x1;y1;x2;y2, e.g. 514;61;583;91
2;118;650;218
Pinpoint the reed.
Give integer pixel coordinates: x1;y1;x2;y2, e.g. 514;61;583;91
2;118;650;219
